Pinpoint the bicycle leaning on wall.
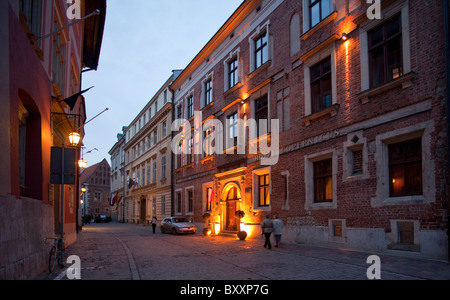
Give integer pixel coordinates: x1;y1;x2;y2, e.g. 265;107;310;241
45;235;65;273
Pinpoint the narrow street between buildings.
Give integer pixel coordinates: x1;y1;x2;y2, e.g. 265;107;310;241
35;223;449;282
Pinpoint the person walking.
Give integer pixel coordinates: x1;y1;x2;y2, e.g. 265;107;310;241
151;216;157;234
272;215;284;248
261;215;273;249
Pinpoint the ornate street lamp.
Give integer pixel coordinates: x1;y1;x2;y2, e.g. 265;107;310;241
69;132;81;147
78;158;88;169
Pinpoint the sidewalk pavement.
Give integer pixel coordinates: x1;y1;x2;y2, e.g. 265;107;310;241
34;223;450;281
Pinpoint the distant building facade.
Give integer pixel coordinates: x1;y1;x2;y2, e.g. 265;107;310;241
122;71;182;225
80;159;112;219
109;127;127;222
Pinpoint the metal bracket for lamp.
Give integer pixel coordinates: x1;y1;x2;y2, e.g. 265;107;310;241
35;9;101;43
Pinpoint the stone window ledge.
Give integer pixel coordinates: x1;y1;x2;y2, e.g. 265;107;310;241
358;72;415;104
302;103;340;126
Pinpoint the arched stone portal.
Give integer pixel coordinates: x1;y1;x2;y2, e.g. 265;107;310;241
221;182;242;232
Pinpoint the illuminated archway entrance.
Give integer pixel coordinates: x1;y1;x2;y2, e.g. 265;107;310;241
222;183;242;232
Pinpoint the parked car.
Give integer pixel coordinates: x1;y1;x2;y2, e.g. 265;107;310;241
161;217;197;235
94;215;110;223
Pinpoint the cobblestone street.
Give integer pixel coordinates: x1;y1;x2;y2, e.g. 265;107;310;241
34;223;450;282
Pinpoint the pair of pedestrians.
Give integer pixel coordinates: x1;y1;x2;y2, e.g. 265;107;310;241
261;215;284;249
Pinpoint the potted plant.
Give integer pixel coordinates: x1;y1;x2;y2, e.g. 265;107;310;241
202;212;211;220
237;230;248;240
235;210;247;240
235;210;245;219
202;212;212;236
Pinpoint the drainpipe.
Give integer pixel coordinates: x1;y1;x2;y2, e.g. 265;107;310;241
444;0;450;262
169;85;175;217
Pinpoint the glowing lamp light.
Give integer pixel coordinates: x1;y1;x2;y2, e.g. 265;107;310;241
78;159;88;170
214;223;221;235
341;33;349;41
68;132;81;147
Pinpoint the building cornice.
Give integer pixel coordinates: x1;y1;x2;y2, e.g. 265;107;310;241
124;102;172;151
170;0;263;92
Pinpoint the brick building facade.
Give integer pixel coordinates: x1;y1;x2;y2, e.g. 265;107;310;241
171;0;449;259
80;159;112;220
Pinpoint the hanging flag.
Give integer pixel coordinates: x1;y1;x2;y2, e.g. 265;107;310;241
209;190;215;203
128;178;135;189
60;86;94;110
110;194;117;206
117;193;123;204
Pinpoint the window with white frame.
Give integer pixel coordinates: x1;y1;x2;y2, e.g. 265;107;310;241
187;95;194;119
202;74;214;108
389;138;422;198
277;88;291;132
359;0;412;95
226;112;239;149
175;190;182;214
253;167;271;210
254;95;269;137
303;0;334;33
228;58;238;89
162;121;167;138
153;129;157;145
186;188;194;214
152;161;157;183
152;197;157;216
303;43;337;117
249;22;271;73
203;126;213;157
373;121;435;207
186;132;194;165
205;79;213;106
224;50;240;92
310;57;332;114
255;31;268;69
176;104;183;120
305;150;337;210
368;14;403;89
309;0;331;28
161;156;166;180
313;159;333;203
176;140;183;169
